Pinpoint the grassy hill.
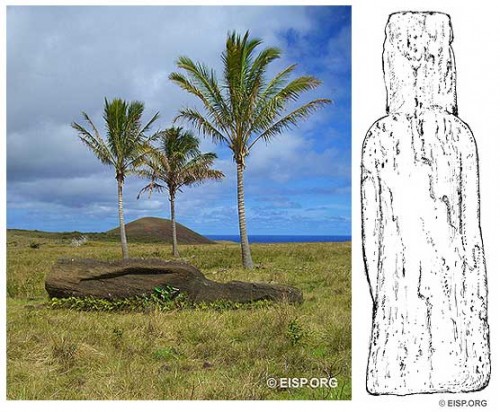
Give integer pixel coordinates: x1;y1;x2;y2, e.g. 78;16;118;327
105;217;214;244
7;217;214;245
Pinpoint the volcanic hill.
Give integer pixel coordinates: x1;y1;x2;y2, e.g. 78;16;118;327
106;217;214;244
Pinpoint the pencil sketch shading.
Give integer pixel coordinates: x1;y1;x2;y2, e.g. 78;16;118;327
361;11;490;395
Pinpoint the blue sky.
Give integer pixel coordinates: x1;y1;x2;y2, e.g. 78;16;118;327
7;6;351;236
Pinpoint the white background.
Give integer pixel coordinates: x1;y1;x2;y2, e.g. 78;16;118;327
2;0;500;411
353;0;500;410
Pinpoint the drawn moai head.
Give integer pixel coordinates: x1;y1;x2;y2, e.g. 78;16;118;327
383;12;457;115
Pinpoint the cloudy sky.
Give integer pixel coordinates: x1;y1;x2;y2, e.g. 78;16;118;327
7;6;351;236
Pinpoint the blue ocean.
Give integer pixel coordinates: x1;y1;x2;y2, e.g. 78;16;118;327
206;235;351;243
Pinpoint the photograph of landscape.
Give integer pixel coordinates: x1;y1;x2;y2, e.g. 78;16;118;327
6;5;351;400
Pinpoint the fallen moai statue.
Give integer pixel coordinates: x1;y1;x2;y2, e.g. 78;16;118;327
45;258;303;304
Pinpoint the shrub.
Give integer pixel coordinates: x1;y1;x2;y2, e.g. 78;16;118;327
286;319;306;346
29;241;41;249
70;236;88;247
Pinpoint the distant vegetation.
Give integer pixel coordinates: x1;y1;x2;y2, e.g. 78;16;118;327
8;217;214;245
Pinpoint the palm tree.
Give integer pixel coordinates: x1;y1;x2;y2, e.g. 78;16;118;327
137;127;224;257
169;31;331;269
72;98;159;259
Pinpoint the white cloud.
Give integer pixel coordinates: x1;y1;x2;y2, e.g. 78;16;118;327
7;6;351;234
245;132;348;183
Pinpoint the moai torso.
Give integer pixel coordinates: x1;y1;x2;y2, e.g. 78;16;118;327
361;12;490;395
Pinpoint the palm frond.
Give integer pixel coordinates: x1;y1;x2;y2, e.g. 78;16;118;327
249;98;332;149
175;108;229;145
135;127;224;197
273;76;323;105
124;141;156;171
223;31;263;123
137;181;167;199
170;30;331;165
134;167;155;180
250;76;329;136
182;152;225;187
102;98;126;162
138;111;161;138
71;119;115;167
260;64;297;100
171;57;232;134
73;97;160;183
81;112;102;140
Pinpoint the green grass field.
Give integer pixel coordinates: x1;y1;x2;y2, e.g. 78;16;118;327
7;231;351;400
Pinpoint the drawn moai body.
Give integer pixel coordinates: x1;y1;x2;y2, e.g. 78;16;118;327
361;12;490;395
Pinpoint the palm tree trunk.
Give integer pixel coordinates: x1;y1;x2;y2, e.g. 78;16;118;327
117;177;129;259
170;191;179;257
236;161;254;269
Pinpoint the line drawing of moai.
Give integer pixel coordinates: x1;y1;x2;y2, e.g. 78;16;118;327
361;11;490;395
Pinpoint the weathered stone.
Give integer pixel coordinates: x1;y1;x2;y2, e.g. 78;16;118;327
362;12;490;395
45;259;303;304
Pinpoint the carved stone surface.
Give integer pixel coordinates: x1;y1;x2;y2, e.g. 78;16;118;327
45;259;303;304
361;12;490;395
